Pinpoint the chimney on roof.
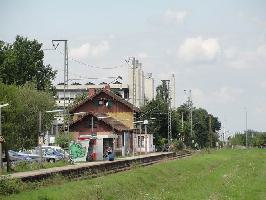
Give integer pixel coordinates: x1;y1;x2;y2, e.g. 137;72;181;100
88;88;96;98
104;84;111;92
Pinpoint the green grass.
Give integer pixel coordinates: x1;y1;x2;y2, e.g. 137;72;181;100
3;149;266;200
0;160;68;175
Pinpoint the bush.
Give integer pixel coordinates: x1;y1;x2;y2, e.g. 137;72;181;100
0;177;24;195
55;133;74;149
171;139;185;152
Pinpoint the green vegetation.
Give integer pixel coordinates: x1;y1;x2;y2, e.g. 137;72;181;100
0;35;57;150
141;82;221;150
13;160;68;173
0;83;55;150
2;149;265;200
0;36;56;91
0;161;68;176
229;130;266;148
55;133;74;149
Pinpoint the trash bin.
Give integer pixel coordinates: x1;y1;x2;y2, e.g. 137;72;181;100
108;153;114;161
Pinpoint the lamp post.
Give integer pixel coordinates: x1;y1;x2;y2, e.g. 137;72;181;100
143;120;149;154
0;103;9;170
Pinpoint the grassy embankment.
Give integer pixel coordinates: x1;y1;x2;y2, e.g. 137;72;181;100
3;149;266;200
0;160;68;175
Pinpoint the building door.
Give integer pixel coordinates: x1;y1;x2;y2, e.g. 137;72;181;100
103;138;113;158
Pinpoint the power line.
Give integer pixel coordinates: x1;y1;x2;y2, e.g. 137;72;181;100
51;41;127;70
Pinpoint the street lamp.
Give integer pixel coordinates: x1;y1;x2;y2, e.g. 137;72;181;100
143;120;149;155
0;103;9;170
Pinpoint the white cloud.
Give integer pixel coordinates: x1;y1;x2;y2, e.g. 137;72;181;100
137;52;148;59
255;104;266;114
191;88;205;107
178;37;221;63
70;40;110;59
189;87;244;107
257;44;266;57
212;87;244;103
225;44;266;69
164;10;188;24
260;81;266;89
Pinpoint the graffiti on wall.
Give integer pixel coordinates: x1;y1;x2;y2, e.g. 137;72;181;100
70;142;86;159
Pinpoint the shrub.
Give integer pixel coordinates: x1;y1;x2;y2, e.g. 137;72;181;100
0;177;24;195
55;133;74;149
171;139;185;152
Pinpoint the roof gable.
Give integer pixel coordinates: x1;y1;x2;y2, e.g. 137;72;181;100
70;112;131;132
70;89;140;113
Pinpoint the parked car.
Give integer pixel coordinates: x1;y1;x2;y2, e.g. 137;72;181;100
41;148;64;163
42;146;69;158
8;150;33;163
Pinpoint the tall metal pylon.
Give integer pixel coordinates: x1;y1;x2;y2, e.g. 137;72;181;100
132;57;137;107
131;57;137;156
52;40;69;135
184;90;193;139
161;80;172;149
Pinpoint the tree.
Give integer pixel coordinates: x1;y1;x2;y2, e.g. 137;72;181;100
140;98;168;149
156;81;169;102
55;133;74;149
0;36;56;90
0;83;55;150
229;130;266;147
140;83;221;149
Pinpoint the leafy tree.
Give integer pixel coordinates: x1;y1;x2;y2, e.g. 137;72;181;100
0;36;56;90
140;98;168;149
156;81;169;102
229;130;266;147
140;83;221;149
55;133;74;149
0;83;55;150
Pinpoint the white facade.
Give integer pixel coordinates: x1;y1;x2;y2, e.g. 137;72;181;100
55;83;129;107
144;73;155;102
128;59;146;108
135;134;154;153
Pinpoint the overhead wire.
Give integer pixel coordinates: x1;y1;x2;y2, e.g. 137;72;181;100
51;41;127;70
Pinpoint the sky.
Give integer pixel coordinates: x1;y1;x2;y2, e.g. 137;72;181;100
1;0;266;136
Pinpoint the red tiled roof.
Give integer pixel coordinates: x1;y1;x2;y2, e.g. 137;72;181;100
69;89;140;113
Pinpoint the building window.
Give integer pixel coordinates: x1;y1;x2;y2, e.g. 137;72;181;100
85;117;98;129
94;99;113;108
138;136;144;147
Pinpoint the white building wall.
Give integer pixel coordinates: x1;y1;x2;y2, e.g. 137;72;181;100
135;134;154;153
128;58;145;108
144;73;154;102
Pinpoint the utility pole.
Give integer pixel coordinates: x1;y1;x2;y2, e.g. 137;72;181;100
245;109;248;148
38;111;43;163
52;40;69;135
208;115;212;148
132;57;137;156
162;80;172;150
184;90;193;141
139;123;142;155
181;112;184;141
0;103;9;170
